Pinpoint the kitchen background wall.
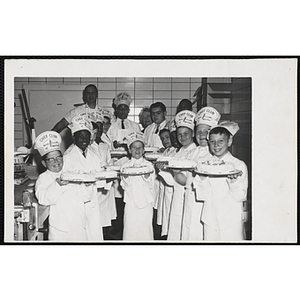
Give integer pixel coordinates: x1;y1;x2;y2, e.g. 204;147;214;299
14;77;205;148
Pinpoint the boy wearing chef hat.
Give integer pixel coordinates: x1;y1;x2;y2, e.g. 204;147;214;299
195;106;221;148
35;131;89;241
157;110;197;241
193;120;248;241
62;115;104;241
105;93;141;238
180;107;221;241
120;131;155;241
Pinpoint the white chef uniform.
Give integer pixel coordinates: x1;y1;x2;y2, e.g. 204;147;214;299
193;121;248;241
34;130;88;241
120;132;155;241
63;116;103;241
193;152;248;241
35;169;87;241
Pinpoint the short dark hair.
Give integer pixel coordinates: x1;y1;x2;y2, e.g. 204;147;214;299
150;102;166;113
209;127;231;139
159;128;170;136
176;99;192;114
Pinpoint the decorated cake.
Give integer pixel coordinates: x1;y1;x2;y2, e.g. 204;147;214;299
144;152;164;161
121;165;154;175
104;165;121;172
196;159;236;175
110;150;128;157
155;156;174;165
61;170;97;182
95;170;118;180
168;159;197;169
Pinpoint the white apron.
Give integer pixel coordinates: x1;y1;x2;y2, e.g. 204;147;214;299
181;146;211;241
120;158;155;241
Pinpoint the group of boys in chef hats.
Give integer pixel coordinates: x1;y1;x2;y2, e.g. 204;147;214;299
34;89;245;242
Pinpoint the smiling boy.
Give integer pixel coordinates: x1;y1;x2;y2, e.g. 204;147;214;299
35;131;88;241
62;115;104;241
193;121;248;241
120;132;155;241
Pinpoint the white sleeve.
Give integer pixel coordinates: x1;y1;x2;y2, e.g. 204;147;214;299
35;176;66;206
227;162;248;202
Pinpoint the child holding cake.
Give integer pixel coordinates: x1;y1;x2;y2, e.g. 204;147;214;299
120;132;155;241
193;121;248;241
158;110;197;240
62;115;103;241
35;131;88;241
180;106;221;241
106;92;140;239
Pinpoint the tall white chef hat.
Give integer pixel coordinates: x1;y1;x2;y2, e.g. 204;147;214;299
68;115;93;135
34;131;62;157
125;131;145;148
211;120;240;136
168;118;177;133
175;110;196;131
114;92;132;107
195;106;221;127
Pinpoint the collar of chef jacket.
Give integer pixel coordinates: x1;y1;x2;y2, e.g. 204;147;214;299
130;156;145;166
176;142;197;158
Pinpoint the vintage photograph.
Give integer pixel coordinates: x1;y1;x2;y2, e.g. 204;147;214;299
4;58;297;244
12;76;252;242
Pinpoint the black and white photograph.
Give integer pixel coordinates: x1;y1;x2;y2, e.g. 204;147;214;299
2;2;299;299
4;58;297;244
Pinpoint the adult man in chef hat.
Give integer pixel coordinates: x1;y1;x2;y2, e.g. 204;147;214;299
107;92;141;150
195;106;221;148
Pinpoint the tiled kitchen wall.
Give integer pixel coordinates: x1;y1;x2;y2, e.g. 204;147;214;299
14;77;203;148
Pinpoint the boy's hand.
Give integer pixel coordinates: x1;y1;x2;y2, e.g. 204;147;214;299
56;178;69;186
227;170;243;182
156;162;165;170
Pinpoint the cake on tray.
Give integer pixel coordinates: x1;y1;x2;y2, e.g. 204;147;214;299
121;165;153;175
196;159;238;175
